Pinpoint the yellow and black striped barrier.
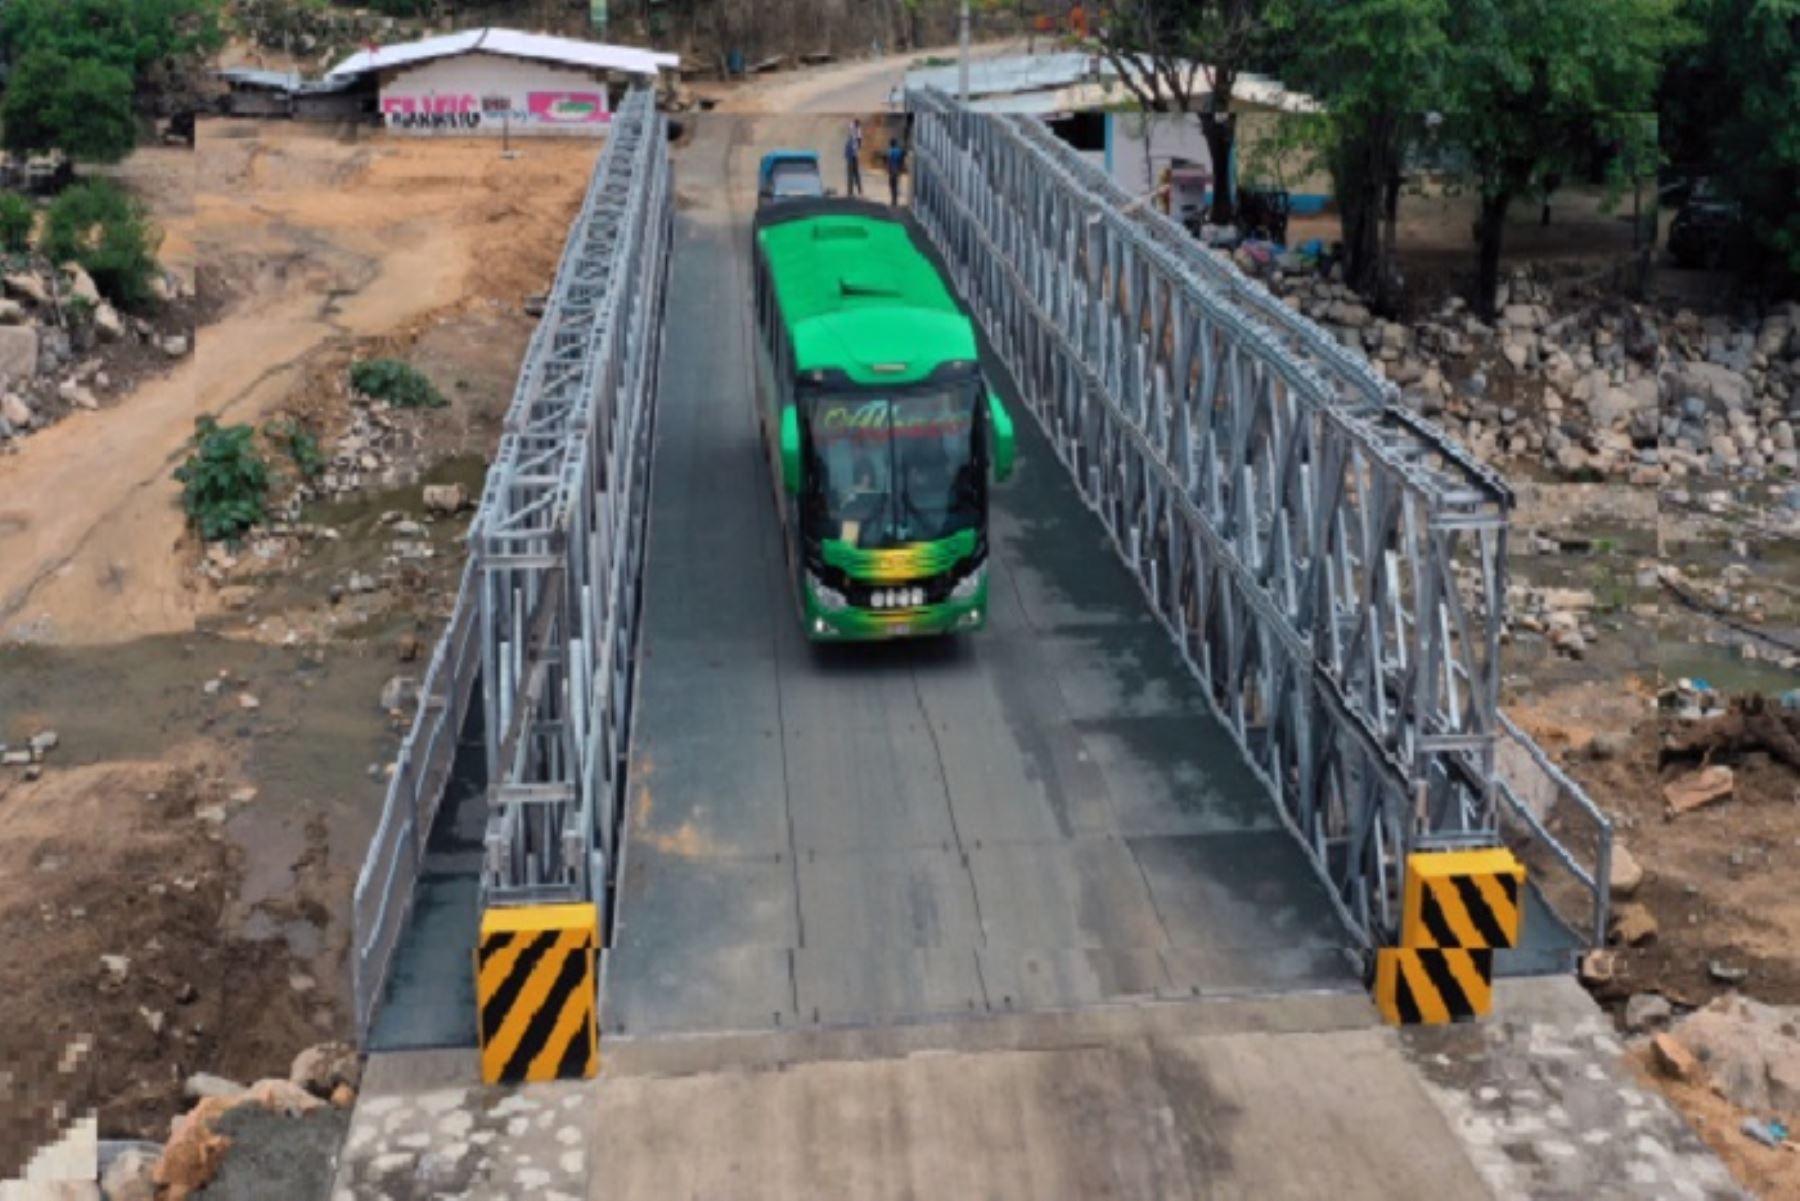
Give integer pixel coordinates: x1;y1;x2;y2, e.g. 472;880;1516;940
475;902;598;1085
1374;947;1494;1024
1374;848;1525;1026
1399;846;1524;952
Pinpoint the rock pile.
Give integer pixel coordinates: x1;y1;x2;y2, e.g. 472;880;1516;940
105;1041;363;1199
0;262;193;446
1238;252;1800;487
1641;994;1800;1120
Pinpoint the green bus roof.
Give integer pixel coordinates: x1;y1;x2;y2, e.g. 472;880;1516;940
756;208;976;386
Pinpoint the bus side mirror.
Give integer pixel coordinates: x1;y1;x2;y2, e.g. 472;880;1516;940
779;404;802;495
987;392;1015;483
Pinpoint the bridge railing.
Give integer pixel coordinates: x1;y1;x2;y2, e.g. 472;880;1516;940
1494;712;1614;950
908;90;1610;950
350;559;481;1039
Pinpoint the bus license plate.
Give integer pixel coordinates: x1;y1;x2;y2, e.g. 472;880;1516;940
888;623;911;637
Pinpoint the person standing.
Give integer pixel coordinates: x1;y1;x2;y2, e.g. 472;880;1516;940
884;136;906;205
844;129;864;197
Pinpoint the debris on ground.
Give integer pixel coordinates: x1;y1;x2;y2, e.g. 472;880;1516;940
1630;996;1800;1197
1664;764;1737;814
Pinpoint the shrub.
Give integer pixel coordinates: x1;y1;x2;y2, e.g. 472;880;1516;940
267;417;324;480
44;180;162;308
349;358;445;409
0;193;34;253
175;416;269;542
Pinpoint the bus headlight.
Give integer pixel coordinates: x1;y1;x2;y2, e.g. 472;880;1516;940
807;573;848;612
950;563;987;602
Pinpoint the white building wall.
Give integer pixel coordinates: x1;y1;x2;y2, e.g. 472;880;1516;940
1107;113;1216;216
380;53;611;136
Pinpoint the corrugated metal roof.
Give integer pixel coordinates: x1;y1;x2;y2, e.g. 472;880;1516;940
217;67;302;90
899;54;1319;114
900;52;1098;101
326;28;679;80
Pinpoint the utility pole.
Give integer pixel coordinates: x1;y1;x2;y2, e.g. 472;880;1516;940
958;0;970;101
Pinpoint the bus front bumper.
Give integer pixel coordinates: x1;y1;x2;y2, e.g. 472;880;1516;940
804;592;986;641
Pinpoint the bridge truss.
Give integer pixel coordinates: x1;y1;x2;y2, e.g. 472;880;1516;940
350;90;671;1037
907;89;1611;951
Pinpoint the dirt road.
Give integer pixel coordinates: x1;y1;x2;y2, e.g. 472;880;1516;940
706;38;1027;114
0;123;597;646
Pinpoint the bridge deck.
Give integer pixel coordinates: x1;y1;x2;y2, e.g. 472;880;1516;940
600;124;1356;1039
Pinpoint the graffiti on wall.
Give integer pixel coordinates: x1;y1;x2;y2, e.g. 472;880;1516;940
380;89;611;131
382;94;482;130
527;92;610;124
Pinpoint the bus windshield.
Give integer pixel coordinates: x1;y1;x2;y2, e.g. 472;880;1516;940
806;387;982;550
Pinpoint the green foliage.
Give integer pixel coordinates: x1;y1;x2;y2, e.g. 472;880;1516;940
362;0;434;15
1663;0;1800;283
349;358;446;410
44;181;164;308
1;50;137;162
1239;111;1336;191
174;416;270;543
0;194;35;253
0;0;225;79
267;418;325;480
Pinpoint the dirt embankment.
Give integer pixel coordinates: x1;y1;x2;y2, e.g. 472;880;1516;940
0;123;598;1174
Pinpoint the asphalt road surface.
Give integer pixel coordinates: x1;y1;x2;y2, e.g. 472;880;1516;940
601;116;1358;1040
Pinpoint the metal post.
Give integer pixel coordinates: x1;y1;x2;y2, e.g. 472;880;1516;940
958;1;970;102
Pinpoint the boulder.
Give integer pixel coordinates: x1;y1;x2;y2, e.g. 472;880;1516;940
1664;765;1733;814
4;271;49;306
1650;1032;1701;1083
58;379;97;410
154;1095;235;1200
422;482;468;514
1669;361;1752;413
0;298;26;325
1668;995;1800;1115
62;262;100;306
1610;901;1658;946
0;325;39;385
290;1040;361;1098
379;675;420;713
2;393;32;429
94;302;125;341
183;1072;245;1101
245;1077;325;1116
1624;992;1673;1032
1609;843;1644;898
161;334;190;358
101;1146;159;1201
1591;377;1658;429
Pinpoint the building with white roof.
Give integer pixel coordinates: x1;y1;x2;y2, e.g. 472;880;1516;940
324;27;679;137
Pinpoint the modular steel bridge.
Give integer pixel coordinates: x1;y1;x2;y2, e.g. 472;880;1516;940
350;88;1612;1055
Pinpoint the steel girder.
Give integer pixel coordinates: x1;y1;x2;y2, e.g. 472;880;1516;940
472;88;673;907
908;91;1531;946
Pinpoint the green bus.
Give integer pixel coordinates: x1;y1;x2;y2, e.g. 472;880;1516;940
752;198;1015;641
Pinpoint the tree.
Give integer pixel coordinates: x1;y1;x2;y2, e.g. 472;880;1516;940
1273;0;1448;305
0;0;223;76
1085;0;1266;224
1442;0;1689;318
2;51;138;163
1662;0;1800;292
